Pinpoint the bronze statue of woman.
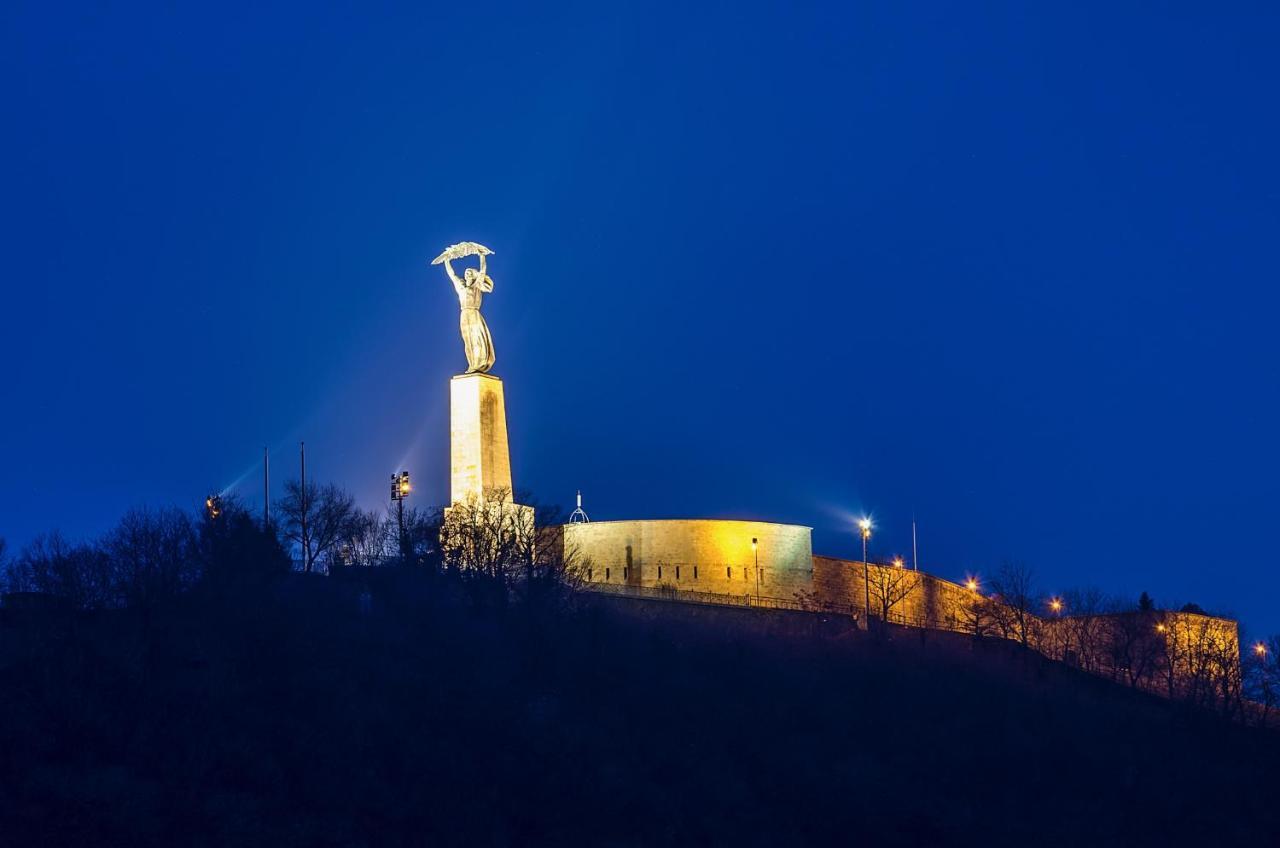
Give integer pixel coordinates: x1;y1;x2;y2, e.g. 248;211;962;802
434;242;496;373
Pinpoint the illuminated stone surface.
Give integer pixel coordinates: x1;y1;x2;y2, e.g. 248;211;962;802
450;372;514;505
566;519;813;600
812;555;973;625
433;241;497;374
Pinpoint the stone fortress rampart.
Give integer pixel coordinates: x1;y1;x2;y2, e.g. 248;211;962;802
568;518;1241;702
563;519;813;601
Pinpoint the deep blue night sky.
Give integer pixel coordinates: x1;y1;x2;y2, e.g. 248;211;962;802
3;3;1278;634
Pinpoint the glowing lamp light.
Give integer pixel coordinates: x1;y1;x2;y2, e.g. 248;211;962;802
1049;598;1063;614
892;556;905;568
1255;642;1268;658
965;577;979;592
391;471;411;502
1156;623;1167;633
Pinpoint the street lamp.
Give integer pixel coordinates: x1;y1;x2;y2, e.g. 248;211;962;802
965;576;979;592
1049;597;1063;615
1255;642;1268;658
205;494;223;521
892;556;905;568
751;537;759;603
859;517;872;620
390;471;411;560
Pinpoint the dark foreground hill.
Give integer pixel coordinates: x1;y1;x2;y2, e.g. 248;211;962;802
1;569;1277;847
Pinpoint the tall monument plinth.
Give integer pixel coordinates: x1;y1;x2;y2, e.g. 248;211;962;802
433;240;530;532
449;371;515;504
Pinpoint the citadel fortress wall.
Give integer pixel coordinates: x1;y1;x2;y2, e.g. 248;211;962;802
811;555;977;628
564;519;813;602
567;519;1240;688
566;518;975;628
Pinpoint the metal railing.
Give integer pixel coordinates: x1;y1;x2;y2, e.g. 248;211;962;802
874;607;974;635
583;582;860;619
584;583;1001;637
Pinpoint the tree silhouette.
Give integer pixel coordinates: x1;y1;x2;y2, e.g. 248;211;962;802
987;562;1037;647
340;509;393;567
1103;598;1162;688
960;587;998;638
866;560;920;622
199;496;291;588
439;488;588;606
278;479;362;573
336;505;445;569
3;532;114;609
522;500;590;608
1060;587;1107;671
1244;635;1280;727
398;505;444;571
103;506;200;610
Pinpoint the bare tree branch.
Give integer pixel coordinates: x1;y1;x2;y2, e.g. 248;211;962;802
279;480;362;573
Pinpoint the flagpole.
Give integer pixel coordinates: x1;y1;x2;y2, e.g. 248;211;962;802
912;513;918;571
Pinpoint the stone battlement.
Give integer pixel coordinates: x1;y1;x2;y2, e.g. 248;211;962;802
569;521;1240;702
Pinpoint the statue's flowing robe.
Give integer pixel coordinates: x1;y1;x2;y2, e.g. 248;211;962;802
458;282;495;373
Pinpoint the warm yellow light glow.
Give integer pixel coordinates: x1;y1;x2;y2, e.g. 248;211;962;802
965;577;979;592
1156;623;1167;633
858;517;872;531
1255;642;1268;657
1049;598;1063;613
892;556;905;568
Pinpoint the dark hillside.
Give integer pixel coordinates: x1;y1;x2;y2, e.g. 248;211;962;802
1;570;1276;847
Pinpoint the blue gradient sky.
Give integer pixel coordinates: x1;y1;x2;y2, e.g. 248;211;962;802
3;3;1278;635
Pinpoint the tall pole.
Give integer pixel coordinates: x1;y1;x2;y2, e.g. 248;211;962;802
862;532;869;616
263;447;270;526
752;538;759;603
912;515;918;571
859;518;872;622
397;491;406;558
391;472;411;562
299;441;307;573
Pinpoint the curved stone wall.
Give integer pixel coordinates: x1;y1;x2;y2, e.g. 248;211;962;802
565;519;813;602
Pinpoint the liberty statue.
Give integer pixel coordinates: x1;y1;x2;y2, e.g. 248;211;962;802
432;241;496;373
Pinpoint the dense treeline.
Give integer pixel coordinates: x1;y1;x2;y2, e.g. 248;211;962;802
2;489;1279;843
2;490;1276;726
0;484;579;610
951;563;1268;722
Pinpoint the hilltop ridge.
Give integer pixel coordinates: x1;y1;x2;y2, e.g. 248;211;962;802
2;568;1276;846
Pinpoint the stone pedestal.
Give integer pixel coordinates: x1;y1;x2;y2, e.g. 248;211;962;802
450;372;514;505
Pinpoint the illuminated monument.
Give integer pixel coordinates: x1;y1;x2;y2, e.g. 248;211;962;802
429;240;1240;695
435;241;496;375
433;242;517;506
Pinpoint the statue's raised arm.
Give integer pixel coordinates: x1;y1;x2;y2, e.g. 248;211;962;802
443;257;465;295
476;253;494;292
